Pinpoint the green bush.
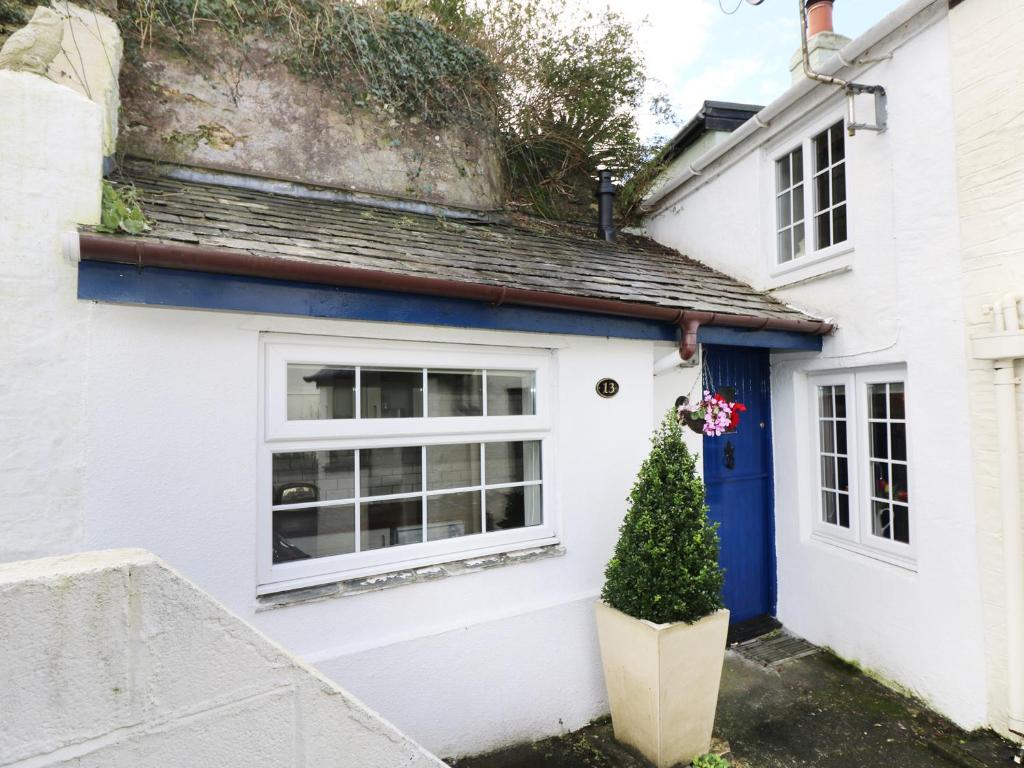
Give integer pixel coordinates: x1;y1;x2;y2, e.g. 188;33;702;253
692;754;730;768
601;410;724;625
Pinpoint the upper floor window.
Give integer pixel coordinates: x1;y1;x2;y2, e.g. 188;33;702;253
775;146;806;263
812;122;847;249
261;336;556;594
811;368;912;565
773;120;849;266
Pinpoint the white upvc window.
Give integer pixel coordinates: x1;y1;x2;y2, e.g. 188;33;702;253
810;367;912;564
772;118;849;267
260;336;557;594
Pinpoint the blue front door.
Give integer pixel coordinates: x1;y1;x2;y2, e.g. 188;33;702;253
701;345;776;624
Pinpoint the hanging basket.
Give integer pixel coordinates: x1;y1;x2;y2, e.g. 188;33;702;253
677;388;747;437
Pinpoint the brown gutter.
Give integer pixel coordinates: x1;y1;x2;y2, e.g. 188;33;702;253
78;233;834;360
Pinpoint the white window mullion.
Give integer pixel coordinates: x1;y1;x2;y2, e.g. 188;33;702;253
480;442;487;535
354;448;362;553
421;445;428;543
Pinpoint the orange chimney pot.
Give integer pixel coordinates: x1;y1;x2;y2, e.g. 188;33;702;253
806;0;834;38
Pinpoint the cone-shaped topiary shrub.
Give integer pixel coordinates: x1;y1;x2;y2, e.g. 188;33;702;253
601;410;724;625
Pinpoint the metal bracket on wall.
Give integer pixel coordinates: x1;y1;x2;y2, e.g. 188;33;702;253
846;83;887;136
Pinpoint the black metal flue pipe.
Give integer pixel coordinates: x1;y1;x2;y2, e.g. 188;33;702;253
596;169;616;242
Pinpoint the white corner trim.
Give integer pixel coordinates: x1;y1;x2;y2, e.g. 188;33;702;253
62;230;81;264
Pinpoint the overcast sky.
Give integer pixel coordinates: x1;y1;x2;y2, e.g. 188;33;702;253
586;0;905;142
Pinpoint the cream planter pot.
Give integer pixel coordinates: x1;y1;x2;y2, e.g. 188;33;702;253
595;603;730;768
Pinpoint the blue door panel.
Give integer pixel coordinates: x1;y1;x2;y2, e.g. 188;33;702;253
702;345;776;624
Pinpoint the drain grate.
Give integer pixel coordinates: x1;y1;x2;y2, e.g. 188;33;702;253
732;630;820;667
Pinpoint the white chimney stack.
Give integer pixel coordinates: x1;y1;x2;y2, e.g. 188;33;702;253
790;0;851;83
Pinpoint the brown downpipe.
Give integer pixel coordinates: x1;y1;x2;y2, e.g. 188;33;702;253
77;233;834;360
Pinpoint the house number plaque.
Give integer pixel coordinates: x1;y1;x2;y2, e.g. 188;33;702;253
596;378;620;398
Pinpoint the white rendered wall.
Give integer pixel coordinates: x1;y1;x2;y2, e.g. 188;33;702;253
76;307;700;757
646;9;988;729
0;549;446;767
949;0;1024;738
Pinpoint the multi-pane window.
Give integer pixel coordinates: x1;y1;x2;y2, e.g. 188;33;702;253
867;382;909;544
816;385;850;529
263;339;554;592
811;370;911;561
812;122;847;249
775;147;805;263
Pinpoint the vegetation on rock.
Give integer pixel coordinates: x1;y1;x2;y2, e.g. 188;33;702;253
97;180;150;234
601;411;724;625
66;0;666;221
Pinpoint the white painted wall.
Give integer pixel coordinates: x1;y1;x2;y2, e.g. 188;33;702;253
646;5;989;729
0;548;446;767
949;0;1024;739
75;307;700;757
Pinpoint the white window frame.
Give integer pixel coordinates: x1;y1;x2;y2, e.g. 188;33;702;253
767;112;854;280
808;366;914;567
259;335;558;594
774;144;806;265
810;120;848;252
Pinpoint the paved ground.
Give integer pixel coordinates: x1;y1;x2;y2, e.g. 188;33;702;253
448;643;1015;768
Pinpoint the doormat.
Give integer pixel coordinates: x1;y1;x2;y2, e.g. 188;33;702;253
732;629;820;667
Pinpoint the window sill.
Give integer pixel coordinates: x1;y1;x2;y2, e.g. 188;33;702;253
768;244;854;289
809;532;917;573
256;542;566;611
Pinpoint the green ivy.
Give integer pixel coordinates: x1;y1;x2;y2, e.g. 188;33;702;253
97;181;150;235
601;411;724;625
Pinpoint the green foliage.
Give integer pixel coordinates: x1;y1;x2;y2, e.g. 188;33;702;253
0;0;26;25
601;410;724;625
692;754;730;768
97;181;150;235
93;0;664;221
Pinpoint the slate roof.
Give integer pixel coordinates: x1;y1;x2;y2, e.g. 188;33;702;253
104;164;813;323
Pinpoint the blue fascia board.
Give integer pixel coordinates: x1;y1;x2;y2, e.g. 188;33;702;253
77;260;821;352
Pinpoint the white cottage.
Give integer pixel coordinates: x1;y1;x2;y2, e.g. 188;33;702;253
644;0;1024;746
2;0;1023;760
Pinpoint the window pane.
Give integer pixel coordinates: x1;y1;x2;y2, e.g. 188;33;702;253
820;420;835;453
830;123;845;162
777;229;792;263
485;441;542;485
793;183;805;221
818;386;834;418
427;492;482;541
891;423;907;461
816;213;830;248
892;504;910;544
288;365;354;420
833;203;848;243
361;368;423;419
273;451;355;503
776;155;791;192
486;485;542;531
777;190;792;226
868;384;888;419
838;493;850;528
872;461;891;498
426;443;480;491
832;167;846;204
361;446;422;496
835;387;846;417
837;456;849;492
889;383;905;420
892;463;909;504
822;491;837;524
793;222;806;260
427;370;482;417
836;420;848;454
488;371;536;416
815;172;830;212
814;131;829;171
821;455;837;489
792;147;804;184
273;503;355;563
361;498;423;549
872;500;892;539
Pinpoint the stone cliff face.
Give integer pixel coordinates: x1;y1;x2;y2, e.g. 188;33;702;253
117;32;505;209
